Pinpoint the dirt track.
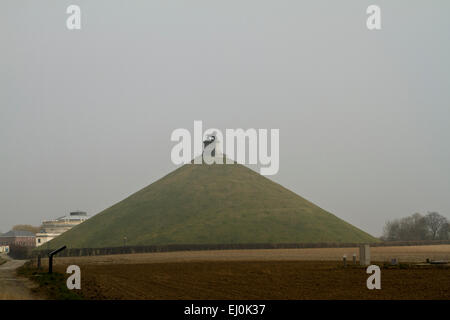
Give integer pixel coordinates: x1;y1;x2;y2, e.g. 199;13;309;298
0;255;41;300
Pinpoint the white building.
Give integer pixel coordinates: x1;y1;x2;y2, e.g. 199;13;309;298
36;211;89;247
0;245;9;253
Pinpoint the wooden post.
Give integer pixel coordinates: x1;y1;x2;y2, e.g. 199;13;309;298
343;254;347;267
37;255;41;269
352;253;356;264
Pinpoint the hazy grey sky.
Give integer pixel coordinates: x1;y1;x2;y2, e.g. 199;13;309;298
1;1;449;236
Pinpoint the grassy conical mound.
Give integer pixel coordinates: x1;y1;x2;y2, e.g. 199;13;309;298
43;161;377;249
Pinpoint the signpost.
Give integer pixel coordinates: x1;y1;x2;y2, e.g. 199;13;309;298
48;245;67;274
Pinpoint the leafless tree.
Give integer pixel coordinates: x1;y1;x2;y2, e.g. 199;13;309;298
425;212;448;240
12;224;41;234
383;212;449;241
438;222;450;240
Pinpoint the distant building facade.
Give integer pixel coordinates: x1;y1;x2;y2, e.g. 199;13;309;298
35;211;89;247
0;245;9;253
0;230;36;248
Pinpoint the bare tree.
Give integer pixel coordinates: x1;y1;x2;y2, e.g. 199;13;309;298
438;222;450;240
382;220;400;241
383;213;428;241
383;212;449;241
12;224;41;234
424;212;448;240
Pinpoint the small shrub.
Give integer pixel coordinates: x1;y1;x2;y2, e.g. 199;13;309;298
17;261;83;300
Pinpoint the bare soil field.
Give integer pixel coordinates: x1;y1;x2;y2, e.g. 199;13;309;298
52;261;450;300
40;245;450;300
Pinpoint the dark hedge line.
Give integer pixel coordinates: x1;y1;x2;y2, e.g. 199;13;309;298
8;240;450;260
7;245;34;260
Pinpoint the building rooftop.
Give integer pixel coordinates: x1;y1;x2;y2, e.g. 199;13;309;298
44;211;89;223
70;211;87;216
0;230;36;237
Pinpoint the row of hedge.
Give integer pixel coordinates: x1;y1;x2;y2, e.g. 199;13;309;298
7;239;450;260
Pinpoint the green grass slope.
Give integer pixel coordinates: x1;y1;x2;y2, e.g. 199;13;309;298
42;161;377;249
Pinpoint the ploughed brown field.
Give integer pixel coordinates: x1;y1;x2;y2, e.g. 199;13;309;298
47;245;450;300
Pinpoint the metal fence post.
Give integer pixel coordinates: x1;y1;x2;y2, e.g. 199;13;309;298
48;246;67;274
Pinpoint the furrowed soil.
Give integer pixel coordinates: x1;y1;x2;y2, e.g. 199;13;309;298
44;246;450;300
53;261;450;300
